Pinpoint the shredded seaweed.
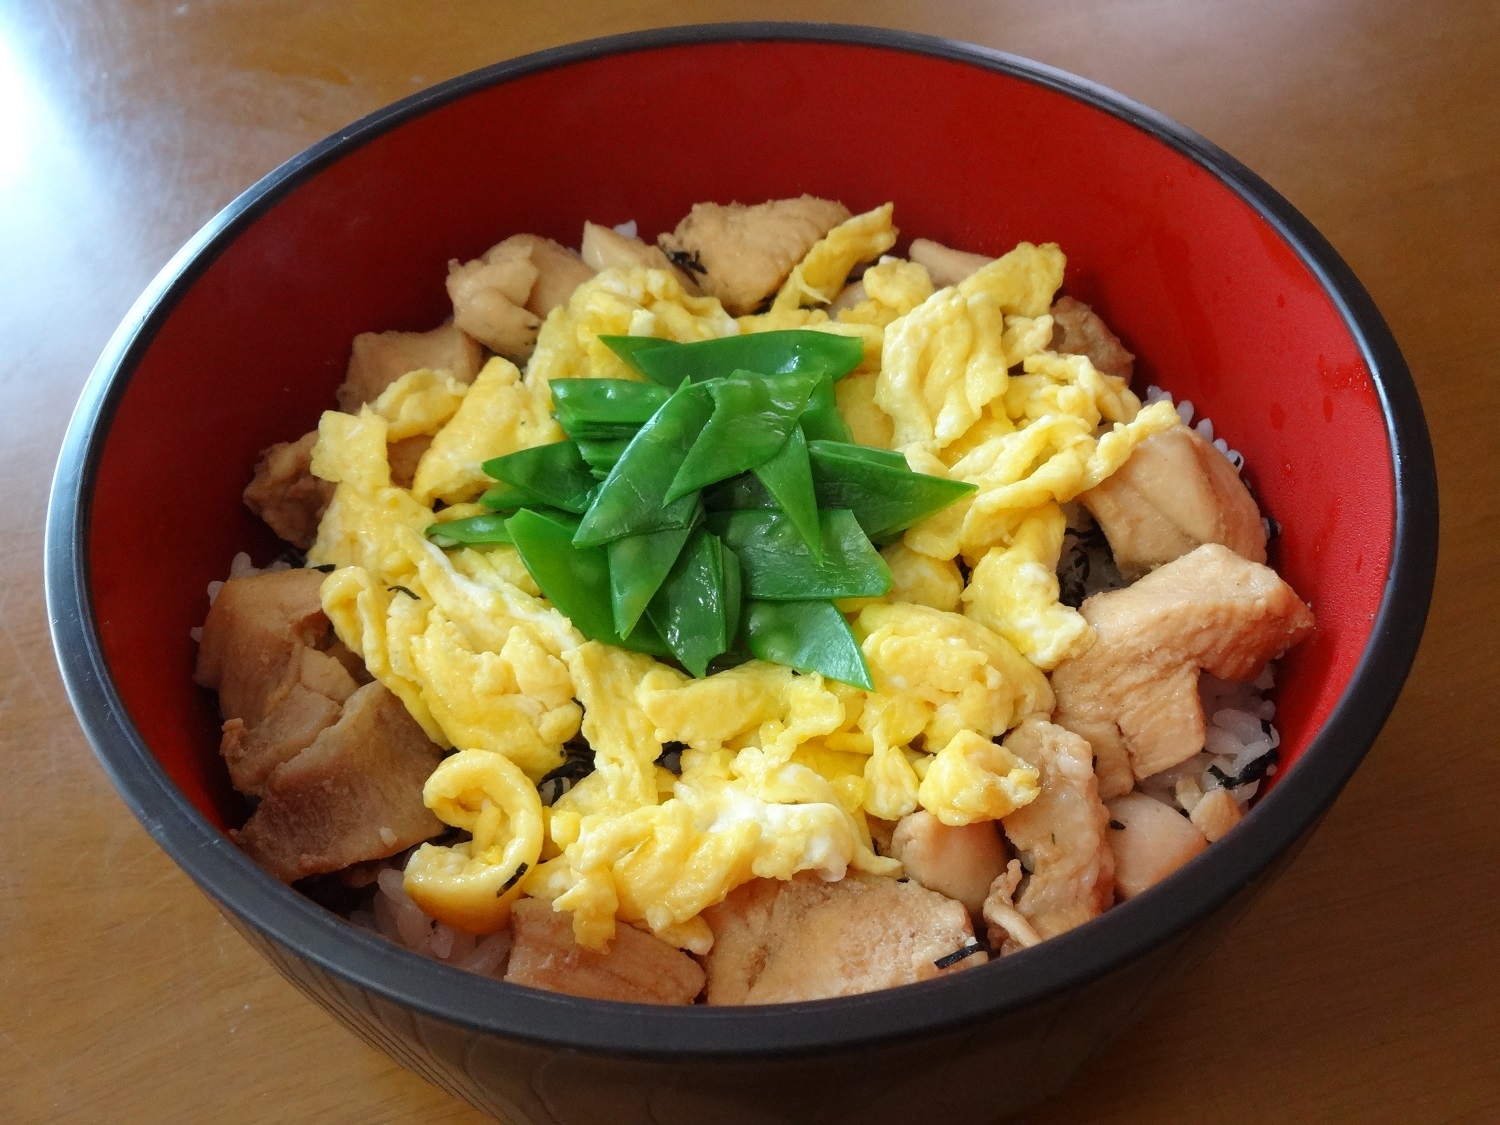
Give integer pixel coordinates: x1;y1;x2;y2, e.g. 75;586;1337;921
498;862;529;895
656;742;686;775
1208;749;1280;791
1264;514;1282;542
666;248;707;276
387;585;420;599
933;943;983;970
310;563;336;573
537;745;597;807
1109;819;1126;830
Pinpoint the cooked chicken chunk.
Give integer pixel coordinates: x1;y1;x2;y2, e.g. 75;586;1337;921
386;434;431;490
1081;425;1266;578
336;322;482;413
989;719;1114;945
446;238;543;358
657;195;850;315
1189;787;1244;842
218;645;359;796
242;431;335;550
982;861;1042;956
503;899;705;1005
195;568;330;727
700;874;985;1005
890;811;1009;916
512;233;596;317
1048;295;1134;381
1106;792;1209;898
907;238;992;288
1051;544;1314;781
234;681;444;882
447;233;596;359
580;221;700;293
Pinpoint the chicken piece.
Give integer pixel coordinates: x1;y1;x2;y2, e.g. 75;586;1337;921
1051;544;1314;781
1048;295;1134;381
1081;425;1266;578
234;682;444;882
503;899;705;1005
336;322;482;413
1107;792;1209;898
907;237;992;287
447;239;542;358
218;645;360;796
657;195;850;315
194;568;330;727
991;719;1114;943
1189;787;1244;842
386;434;431;490
890;811;1009;916
700;874;985;1005
512;233;597;316
982;861;1042;956
580;221;700;294
242;431;335;550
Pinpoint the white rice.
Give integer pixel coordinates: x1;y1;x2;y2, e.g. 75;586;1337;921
350;866;513;977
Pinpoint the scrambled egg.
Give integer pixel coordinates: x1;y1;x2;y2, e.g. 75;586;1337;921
304;216;1182;952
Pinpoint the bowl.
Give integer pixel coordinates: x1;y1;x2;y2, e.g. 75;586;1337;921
45;23;1437;1125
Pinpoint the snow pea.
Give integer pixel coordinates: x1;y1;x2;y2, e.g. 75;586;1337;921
481;440;598;514
702;472;776;511
505;509;668;657
808;440;977;540
573;429;636;476
742;599;873;690
607;519;696;639
667;369;821;501
478;481;533;512
551;378;671;434
751;427;821;560
709;508;891;601
572;379;712;546
596;334;677;373
798;374;854;444
609;330;865;388
646;528;732;678
425;513;514;547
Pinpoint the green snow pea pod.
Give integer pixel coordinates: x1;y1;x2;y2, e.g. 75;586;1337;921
798;374;854;444
751;427;821;559
425;513;514;548
615;330;865;387
646;528;731;678
709;508;891;601
666;369;821;501
551;378;671;433
596;334;677;373
481;440;598;514
808;440;976;540
607;518;696;639
742;599;873;690
505;509;668;657
573;428;637;476
572;378;712;546
702;472;776;511
478;481;532;512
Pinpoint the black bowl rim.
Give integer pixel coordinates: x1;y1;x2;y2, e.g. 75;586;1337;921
46;21;1438;1060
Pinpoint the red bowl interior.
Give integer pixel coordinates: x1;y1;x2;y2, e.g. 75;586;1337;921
87;39;1392;831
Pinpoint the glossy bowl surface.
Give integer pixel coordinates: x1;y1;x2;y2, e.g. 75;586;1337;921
46;22;1436;1123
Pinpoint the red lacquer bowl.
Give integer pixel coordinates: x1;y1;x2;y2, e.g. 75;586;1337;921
46;24;1437;1125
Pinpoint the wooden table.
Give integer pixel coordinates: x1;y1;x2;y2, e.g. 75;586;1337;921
3;2;1495;1121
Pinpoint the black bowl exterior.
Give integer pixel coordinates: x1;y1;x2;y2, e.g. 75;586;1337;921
46;22;1438;1125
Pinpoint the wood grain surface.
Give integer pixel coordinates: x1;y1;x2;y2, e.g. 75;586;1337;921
2;1;1495;1121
